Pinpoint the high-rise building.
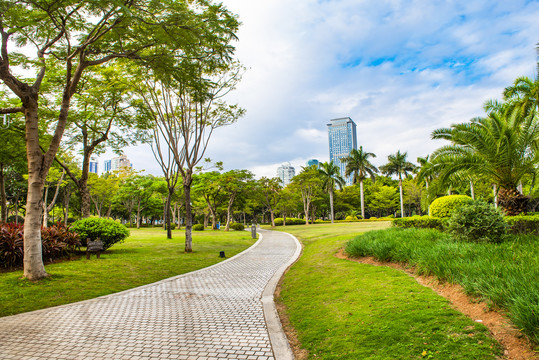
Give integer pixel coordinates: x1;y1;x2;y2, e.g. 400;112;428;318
103;159;112;172
110;154;132;171
89;160;98;174
277;162;295;187
327;117;357;185
306;159;319;168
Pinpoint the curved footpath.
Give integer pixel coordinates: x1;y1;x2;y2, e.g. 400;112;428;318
0;229;301;360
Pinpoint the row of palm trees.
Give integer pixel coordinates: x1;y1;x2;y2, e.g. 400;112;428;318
317;68;538;219
317;148;416;222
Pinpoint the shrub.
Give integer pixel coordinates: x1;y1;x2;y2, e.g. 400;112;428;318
505;214;539;235
71;217;129;250
345;215;359;221
230;223;245;231
0;223;24;268
41;223;81;261
429;195;473;218
192;224;205;231
0;222;80;268
392;216;444;230
447;200;507;243
273;217;306;226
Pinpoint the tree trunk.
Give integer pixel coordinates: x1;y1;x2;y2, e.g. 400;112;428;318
360;180;365;219
210;208;217;230
80;182;91;219
270;209;275;227
0;164;7;223
24;163;48;280
184;181;193;253
23;102;51;280
399;179;404;218
493;184;498;208
225;194;235;231
329;189;334;223
136;202;141;229
63;184;71;226
166;189;173;239
470;180;475;200
42;186;49;227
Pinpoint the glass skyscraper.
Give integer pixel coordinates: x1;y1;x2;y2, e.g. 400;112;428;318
276;163;295;187
327;117;357;186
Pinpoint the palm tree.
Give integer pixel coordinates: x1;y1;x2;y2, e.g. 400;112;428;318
318;161;345;223
380;151;416;217
431;101;539;215
340;147;378;219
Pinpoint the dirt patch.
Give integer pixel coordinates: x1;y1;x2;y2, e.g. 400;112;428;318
334;249;538;360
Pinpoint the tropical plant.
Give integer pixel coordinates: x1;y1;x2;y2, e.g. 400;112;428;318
431;101;539;215
380;151;416;217
318;161;345;223
340;147;378;219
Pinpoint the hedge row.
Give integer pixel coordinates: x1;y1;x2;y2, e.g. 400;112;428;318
272;217;394;226
393;214;539;235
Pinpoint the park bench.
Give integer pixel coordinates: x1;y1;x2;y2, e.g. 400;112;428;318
86;239;104;259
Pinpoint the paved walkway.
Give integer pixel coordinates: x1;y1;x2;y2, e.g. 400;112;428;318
0;229;301;360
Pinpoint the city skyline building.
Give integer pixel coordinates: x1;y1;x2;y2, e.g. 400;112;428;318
306;159;319;168
276;162;295;187
327;117;357;186
109;154;133;172
103;159;112;173
89;160;98;174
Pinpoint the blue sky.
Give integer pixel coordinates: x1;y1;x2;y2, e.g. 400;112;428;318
111;0;539;178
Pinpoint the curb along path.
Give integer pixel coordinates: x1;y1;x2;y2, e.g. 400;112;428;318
0;229;301;360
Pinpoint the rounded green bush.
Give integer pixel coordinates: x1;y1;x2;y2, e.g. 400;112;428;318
429;195;473;218
447;200;507;243
192;224;205;231
71;217;129;250
345;215;358;221
230;223;245;231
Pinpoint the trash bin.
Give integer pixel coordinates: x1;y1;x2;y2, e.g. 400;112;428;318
216;222;220;230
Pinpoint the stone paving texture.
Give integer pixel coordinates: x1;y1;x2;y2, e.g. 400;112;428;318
0;229;299;360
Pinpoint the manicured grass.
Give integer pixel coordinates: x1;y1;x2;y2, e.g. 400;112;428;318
270;222;502;359
0;228;255;317
346;227;539;346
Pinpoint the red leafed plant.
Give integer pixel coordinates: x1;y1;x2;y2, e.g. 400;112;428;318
0;222;80;269
0;223;24;268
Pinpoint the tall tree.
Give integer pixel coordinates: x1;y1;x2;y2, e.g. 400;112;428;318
55;65;142;218
289;167;323;225
133;61;244;251
380;151;416;218
318;161;345;223
194;171;226;230
221;170;253;231
0;0;237;279
340;147;378;219
258;177;282;227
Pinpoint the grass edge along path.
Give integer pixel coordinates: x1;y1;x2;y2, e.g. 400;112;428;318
0;228;256;317
269;222;502;360
345;227;539;356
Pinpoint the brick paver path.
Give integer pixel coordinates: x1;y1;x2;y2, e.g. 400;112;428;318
0;229;300;360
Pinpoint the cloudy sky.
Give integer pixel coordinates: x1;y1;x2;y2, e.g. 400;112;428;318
104;0;539;178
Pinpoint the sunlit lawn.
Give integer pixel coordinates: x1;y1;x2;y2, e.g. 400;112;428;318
0;227;255;317
268;222;502;359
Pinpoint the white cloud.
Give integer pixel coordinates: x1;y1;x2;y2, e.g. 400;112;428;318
112;0;539;178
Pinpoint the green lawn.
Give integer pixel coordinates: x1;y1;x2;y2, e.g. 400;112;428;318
0;228;255;317
270;222;502;360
